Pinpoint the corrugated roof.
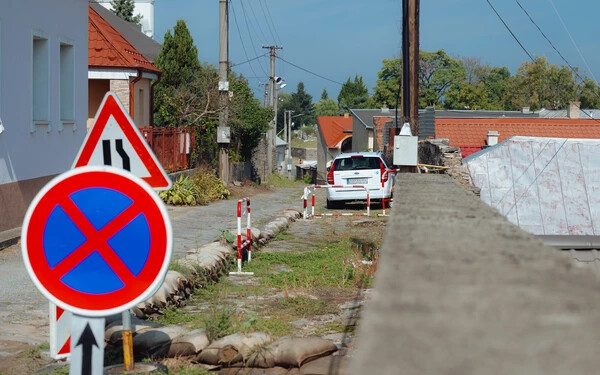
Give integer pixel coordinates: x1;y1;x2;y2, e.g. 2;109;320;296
90;3;162;62
435;109;539;118
88;5;160;73
436;117;600;148
317;116;352;148
464;136;600;236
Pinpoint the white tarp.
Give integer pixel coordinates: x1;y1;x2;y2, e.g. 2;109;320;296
463;136;600;236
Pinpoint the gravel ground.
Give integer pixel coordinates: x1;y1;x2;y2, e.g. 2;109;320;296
0;185;305;367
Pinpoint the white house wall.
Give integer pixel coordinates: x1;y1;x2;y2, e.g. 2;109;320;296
464;136;600;236
0;0;87;231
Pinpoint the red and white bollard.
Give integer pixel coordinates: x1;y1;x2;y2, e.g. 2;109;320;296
303;185;370;218
49;302;71;359
229;198;254;276
378;170;397;217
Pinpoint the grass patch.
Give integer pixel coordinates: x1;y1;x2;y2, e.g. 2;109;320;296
291;138;317;148
20;343;49;360
243;239;360;289
266;174;304;188
275;296;338;316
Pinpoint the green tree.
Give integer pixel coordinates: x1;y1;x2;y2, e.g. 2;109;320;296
419;49;465;107
314;98;339;117
110;0;142;25
228;75;273;161
479;66;511;110
578;78;600;108
278;82;314;130
506;57;577;110
338;75;370;112
154;20;200;88
373;58;402;108
321;89;329;100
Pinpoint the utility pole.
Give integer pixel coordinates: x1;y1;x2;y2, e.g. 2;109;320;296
287;110;294;179
263;45;282;176
218;0;230;184
401;0;420;137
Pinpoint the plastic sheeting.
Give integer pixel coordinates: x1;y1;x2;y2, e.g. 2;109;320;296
463;136;600;236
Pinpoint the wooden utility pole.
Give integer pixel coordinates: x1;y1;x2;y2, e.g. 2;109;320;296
262;45;282;175
401;0;420;137
218;0;230;184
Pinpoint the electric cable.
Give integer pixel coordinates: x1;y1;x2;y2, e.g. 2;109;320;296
276;56;343;85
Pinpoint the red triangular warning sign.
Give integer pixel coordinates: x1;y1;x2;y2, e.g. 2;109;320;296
73;92;172;190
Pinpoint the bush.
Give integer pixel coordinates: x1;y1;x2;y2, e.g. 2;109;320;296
160;171;230;205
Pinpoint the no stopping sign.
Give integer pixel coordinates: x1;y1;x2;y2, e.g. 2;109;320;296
21;166;172;317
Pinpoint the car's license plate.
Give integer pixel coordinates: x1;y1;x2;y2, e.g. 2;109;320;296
348;178;368;184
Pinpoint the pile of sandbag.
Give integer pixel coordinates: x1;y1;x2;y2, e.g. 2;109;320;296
105;317;341;374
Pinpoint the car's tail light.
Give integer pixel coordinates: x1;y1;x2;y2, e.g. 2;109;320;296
379;160;388;183
327;162;336;185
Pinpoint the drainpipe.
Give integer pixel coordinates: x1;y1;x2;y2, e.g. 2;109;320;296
150;71;162;127
129;68;143;123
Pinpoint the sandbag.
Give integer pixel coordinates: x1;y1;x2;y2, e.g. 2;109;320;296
104;316;163;343
156;328;210;358
197;332;271;366
260;229;275;240
149;283;171;308
249;228;261;241
219;368;289;375
299;355;349;375
247;337;337;368
132;325;188;358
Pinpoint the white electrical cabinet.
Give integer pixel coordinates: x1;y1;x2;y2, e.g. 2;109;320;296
393;135;418;166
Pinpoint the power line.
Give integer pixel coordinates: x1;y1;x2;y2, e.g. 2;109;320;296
231;53;269;68
547;0;597;82
229;1;262;80
276;56;343;85
245;0;270;44
237;0;269;76
484;0;534;62
512;0;600;121
258;0;281;45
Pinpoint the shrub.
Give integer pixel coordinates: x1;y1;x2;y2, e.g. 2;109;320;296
160;171;230;205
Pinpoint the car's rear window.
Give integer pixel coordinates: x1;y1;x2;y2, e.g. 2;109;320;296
334;156;381;171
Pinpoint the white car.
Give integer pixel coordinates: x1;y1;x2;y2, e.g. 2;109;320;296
326;152;395;209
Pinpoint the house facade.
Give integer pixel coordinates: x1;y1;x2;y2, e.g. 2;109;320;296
0;0;88;237
95;0;155;38
316;115;352;183
88;5;160;128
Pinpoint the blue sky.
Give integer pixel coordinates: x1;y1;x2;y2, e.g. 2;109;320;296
154;0;600;102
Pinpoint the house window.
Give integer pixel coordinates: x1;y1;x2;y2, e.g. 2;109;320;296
32;34;50;131
59;42;74;129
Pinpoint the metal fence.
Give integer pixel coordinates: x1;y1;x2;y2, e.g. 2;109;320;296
139;126;196;173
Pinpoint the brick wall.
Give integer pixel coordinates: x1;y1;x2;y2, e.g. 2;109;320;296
110;79;130;113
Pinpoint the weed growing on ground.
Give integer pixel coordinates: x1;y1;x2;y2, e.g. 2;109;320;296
266;174;304;188
273;232;295;241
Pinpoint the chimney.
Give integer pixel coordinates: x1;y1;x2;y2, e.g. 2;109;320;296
344;112;349;118
381;104;389;113
567;101;581;119
521;107;530;114
487;130;499;146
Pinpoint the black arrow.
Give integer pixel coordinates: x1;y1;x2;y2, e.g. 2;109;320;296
76;323;98;375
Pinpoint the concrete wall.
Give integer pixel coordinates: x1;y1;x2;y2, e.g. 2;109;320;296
0;0;88;231
88;79;110;127
133;77;151;127
352;116;372;152
316;127;327;184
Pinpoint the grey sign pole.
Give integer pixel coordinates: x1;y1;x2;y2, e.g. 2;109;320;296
70;315;105;375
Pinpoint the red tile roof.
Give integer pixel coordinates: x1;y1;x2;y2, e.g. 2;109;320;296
88;6;160;73
317;116;352;148
436;117;600;157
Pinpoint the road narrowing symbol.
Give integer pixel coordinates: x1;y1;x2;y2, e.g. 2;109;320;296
22;166;172;317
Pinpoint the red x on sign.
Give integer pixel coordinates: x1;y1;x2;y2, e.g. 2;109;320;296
22;167;172;317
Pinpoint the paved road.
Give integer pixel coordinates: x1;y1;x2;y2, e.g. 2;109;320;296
351;174;600;375
0;186;304;359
